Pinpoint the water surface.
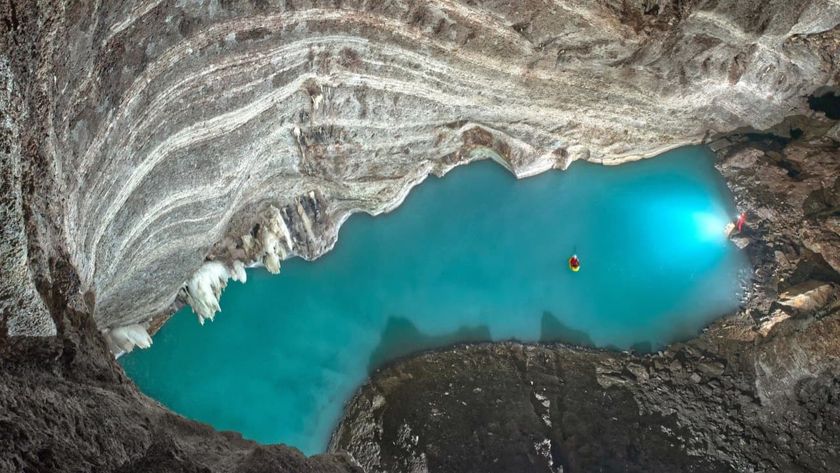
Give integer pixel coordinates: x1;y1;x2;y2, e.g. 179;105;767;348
122;146;748;454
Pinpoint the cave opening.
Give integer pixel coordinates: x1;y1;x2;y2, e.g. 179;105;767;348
121;146;750;455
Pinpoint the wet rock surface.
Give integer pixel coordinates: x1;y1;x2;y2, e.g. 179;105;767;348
330;134;840;473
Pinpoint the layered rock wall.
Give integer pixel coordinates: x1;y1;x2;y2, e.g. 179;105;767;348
2;1;839;339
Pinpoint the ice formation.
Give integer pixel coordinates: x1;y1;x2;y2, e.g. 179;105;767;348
184;261;230;325
175;206;297;327
106;324;152;355
260;206;293;275
230;260;247;283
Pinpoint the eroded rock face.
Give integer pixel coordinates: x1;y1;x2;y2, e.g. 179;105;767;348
330;134;840;472
2;1;839;337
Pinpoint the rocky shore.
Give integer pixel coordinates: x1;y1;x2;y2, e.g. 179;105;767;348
329;129;840;472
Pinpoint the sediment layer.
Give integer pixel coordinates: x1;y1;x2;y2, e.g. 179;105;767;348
2;1;839;341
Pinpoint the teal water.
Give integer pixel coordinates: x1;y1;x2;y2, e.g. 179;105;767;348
121;146;749;455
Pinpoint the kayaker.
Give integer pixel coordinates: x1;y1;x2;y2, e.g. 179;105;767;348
568;254;581;272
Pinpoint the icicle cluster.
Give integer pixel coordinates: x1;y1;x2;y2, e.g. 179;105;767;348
182;261;230;324
179;205;295;325
106;324;152;356
259;206;294;274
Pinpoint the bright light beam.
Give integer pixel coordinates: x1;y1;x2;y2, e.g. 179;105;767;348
692;212;729;242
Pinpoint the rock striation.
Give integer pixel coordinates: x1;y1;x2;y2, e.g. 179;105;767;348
2;1;839;345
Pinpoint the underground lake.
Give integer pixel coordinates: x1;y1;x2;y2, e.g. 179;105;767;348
121;145;750;455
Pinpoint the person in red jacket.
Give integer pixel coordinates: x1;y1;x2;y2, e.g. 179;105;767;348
736;212;747;232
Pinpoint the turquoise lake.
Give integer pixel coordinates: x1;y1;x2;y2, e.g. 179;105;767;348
121;146;749;455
